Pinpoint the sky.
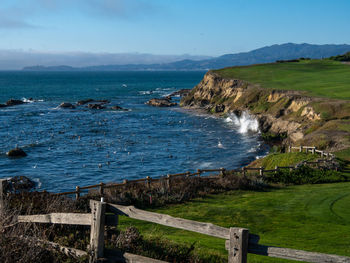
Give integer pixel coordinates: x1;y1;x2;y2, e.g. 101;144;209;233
0;0;349;56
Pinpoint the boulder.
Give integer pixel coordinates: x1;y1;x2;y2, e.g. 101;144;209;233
146;98;177;107
7;148;27;157
111;105;128;111
6;99;25;106
215;104;225;113
168;89;191;98
59;102;76;109
88;103;105;110
77;98;94;105
9;176;35;191
77;99;110;105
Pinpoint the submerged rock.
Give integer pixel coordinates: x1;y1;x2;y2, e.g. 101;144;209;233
6;99;25;106
146;98;177;107
88;103;105;110
7;148;27;157
77;98;94;105
168;89;191;98
59;102;76;109
111;105;128;111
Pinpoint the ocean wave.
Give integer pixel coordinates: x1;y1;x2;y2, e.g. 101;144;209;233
22;97;44;103
225;111;259;134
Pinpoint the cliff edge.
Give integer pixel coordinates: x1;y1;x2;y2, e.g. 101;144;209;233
181;71;350;153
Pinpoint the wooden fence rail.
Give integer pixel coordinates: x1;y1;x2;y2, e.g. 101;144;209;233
44;145;338;200
17;200;350;263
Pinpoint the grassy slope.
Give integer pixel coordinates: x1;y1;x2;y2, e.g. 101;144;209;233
249;152;319;169
119;182;350;263
214;60;350;100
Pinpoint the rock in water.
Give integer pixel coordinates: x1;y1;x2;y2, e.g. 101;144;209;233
7;148;27;157
77;98;94;105
9;176;36;191
88;103;105;109
59;102;76;109
168;89;191;98
146;98;177;107
111;105;128;111
6;99;25;106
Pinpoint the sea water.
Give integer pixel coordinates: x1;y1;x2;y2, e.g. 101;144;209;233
0;71;268;192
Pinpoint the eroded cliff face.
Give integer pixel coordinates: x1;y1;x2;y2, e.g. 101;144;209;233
181;71;350;151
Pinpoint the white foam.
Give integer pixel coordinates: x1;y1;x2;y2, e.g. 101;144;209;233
33;178;42;188
225;111;259;134
22;97;44;103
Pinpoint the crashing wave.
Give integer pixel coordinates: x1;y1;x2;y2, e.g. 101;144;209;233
225;111;259;134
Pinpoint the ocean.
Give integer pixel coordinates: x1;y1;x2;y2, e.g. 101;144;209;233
0;71;268;192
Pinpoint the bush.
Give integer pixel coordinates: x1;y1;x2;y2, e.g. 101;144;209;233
100;172;261;209
265;165;347;185
111;227;224;263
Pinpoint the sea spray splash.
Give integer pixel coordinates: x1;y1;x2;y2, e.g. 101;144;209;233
225;111;259;134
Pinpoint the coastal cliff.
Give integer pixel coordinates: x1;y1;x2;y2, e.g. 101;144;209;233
181;71;350;152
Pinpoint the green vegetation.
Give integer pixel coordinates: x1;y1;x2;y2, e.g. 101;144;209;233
214;60;350;100
330;52;350;62
119;182;350;262
265;165;347;185
250;152;318;169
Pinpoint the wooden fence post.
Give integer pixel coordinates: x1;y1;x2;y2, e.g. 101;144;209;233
275;166;279;174
299;146;303;153
259;167;264;177
89;200;106;263
228;227;249;263
146;176;151;189
288;146;291;153
166;175;171;191
220;168;226;177
0;179;6;215
99;183;104;197
197;169;202;177
75;186;80;200
242;167;246;177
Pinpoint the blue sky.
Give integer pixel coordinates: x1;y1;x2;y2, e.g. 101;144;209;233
0;0;349;56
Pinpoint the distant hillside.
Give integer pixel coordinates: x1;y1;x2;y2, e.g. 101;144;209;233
23;43;350;71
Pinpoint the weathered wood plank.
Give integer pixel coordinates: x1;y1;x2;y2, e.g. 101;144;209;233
228;228;249;263
104;249;168;263
248;244;350;263
18;235;87;258
244;168;262;171
107;203;230;239
200;169;223;172
18;213;91;225
90;200;106;262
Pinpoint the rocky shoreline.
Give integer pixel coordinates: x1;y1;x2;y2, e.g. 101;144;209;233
180;71;350;152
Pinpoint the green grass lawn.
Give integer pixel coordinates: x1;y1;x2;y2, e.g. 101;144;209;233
118;182;350;262
214;60;350;100
250;152;319;170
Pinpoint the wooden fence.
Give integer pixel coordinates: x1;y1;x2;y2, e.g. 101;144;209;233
48;145;338;200
17;199;350;263
52;168;226;199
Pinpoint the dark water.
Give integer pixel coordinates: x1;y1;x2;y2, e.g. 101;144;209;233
0;71;268;192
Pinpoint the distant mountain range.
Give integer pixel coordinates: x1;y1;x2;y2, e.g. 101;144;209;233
23;43;350;71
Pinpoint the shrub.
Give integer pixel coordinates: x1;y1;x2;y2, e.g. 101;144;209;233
264;165;347;185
